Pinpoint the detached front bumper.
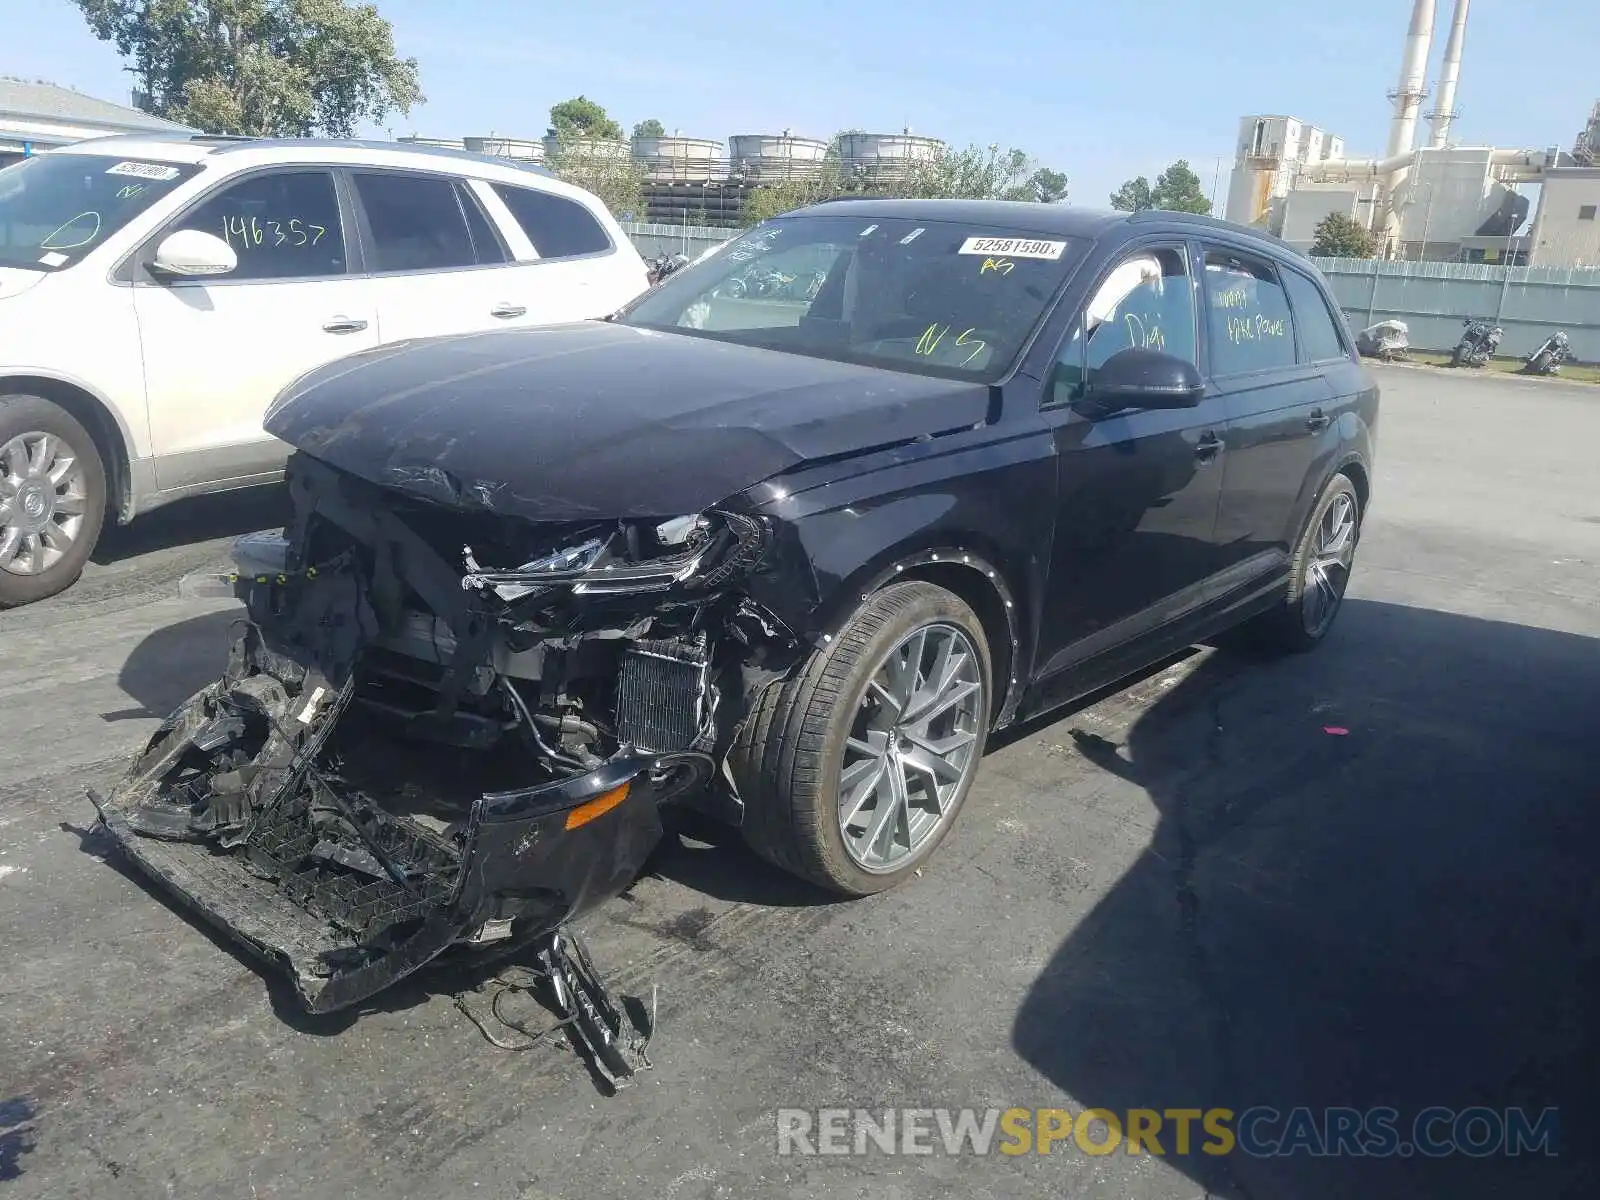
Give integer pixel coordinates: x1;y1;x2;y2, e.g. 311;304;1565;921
89;666;694;1016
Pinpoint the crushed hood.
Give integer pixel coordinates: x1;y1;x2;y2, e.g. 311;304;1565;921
264;321;990;521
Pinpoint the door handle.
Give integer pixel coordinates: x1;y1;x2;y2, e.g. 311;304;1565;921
1194;433;1223;463
322;316;368;334
1306;408;1332;432
490;303;527;319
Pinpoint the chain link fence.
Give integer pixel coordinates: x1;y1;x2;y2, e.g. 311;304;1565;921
1309;258;1600;360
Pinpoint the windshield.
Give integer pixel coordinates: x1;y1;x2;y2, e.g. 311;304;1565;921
616;214;1083;382
0;153;201;270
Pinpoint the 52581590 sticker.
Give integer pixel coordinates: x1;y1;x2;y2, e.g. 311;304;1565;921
106;161;182;182
957;237;1066;260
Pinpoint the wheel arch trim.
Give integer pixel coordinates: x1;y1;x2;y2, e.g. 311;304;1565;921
0;370;141;522
821;545;1027;730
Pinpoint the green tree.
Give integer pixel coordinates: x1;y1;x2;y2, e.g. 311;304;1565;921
548;95;623;141
1150;159;1211;214
1110;160;1213;215
741;134;1061;225
900;143;1038;201
1310;211;1377;258
1026;167;1069;204
71;0;422;137
631;118;665;139
1110;176;1153;212
545;129;644;219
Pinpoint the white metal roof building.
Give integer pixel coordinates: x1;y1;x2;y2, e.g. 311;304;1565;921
0;77;194;167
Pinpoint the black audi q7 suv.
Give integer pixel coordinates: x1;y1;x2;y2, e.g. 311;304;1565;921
94;199;1378;1017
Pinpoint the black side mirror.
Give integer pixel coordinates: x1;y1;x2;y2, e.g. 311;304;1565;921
1078;347;1205;416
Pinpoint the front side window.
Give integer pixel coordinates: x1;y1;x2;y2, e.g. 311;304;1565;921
490;183;611;259
1202;248;1297;375
617;215;1082;383
1281;267;1349;363
351;172;477;272
1053;246;1196;403
0;152;200;270
167;170;345;281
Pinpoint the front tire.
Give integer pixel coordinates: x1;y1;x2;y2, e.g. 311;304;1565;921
0;394;107;608
731;581;993;895
1237;473;1362;654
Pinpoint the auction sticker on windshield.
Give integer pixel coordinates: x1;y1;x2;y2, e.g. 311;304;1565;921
958;237;1066;260
106;161;182;181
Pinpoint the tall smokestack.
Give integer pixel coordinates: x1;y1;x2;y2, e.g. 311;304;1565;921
1386;0;1437;159
1428;0;1469;148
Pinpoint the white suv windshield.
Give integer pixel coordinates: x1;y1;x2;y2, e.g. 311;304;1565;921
617;214;1082;383
0;153;201;270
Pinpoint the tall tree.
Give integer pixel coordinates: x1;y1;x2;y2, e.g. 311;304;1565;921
1310;212;1377;258
631;118;665;139
1150;159;1211;214
1026;167;1069;204
1110;160;1213;215
548;95;623;142
71;0;423;137
1109;176;1153;212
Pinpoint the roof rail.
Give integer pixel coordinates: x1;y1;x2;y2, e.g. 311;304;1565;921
206;136;555;176
1127;208;1300;252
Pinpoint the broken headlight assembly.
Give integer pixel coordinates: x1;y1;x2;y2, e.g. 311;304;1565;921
96;456;795;1087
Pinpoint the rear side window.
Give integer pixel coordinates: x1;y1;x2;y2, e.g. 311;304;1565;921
1281;268;1349;362
1202;249;1297;375
352;172;482;272
168;169;345;280
490;184;612;259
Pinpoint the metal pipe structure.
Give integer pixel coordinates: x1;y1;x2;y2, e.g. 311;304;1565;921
1301;147;1552;186
1386;0;1437;160
1428;0;1470;148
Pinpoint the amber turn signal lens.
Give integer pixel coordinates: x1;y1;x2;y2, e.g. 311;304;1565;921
563;782;631;831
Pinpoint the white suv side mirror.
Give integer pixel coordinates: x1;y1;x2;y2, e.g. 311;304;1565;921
150;229;238;278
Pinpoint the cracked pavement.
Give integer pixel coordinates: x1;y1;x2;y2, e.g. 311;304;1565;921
2;366;1598;1199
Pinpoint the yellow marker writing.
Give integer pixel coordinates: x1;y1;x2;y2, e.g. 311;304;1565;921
917;323;949;355
954;327;987;365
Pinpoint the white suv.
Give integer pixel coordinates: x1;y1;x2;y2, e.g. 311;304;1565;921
0;134;651;605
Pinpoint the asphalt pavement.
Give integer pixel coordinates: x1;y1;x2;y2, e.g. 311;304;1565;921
2;365;1597;1199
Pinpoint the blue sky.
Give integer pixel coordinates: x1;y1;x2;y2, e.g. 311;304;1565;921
8;0;1598;209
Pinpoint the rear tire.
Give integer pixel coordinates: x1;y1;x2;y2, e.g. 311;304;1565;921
0;394;107;608
1234;473;1362;655
730;581;993;896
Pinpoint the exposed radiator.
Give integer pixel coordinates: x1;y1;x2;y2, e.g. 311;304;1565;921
614;637;707;753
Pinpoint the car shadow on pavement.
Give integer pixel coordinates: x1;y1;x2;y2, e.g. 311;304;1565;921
92;485;288;566
106;608;241;721
1011;598;1600;1199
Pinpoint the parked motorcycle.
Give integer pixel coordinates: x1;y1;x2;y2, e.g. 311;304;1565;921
645;253;690;286
1450;318;1502;368
1521;330;1572;376
1355;319;1412;362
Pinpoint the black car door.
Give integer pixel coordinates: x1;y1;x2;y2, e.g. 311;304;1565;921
1031;240;1228;683
1199;244;1333;582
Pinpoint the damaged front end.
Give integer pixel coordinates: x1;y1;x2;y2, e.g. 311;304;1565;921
90;451;798;1037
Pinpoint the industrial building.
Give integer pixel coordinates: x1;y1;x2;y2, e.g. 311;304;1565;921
401;127;948;225
1222;0;1600;268
0;77;192;168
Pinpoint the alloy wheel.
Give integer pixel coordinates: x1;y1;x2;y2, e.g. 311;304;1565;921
0;431;88;577
1301;491;1358;638
838;622;985;873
